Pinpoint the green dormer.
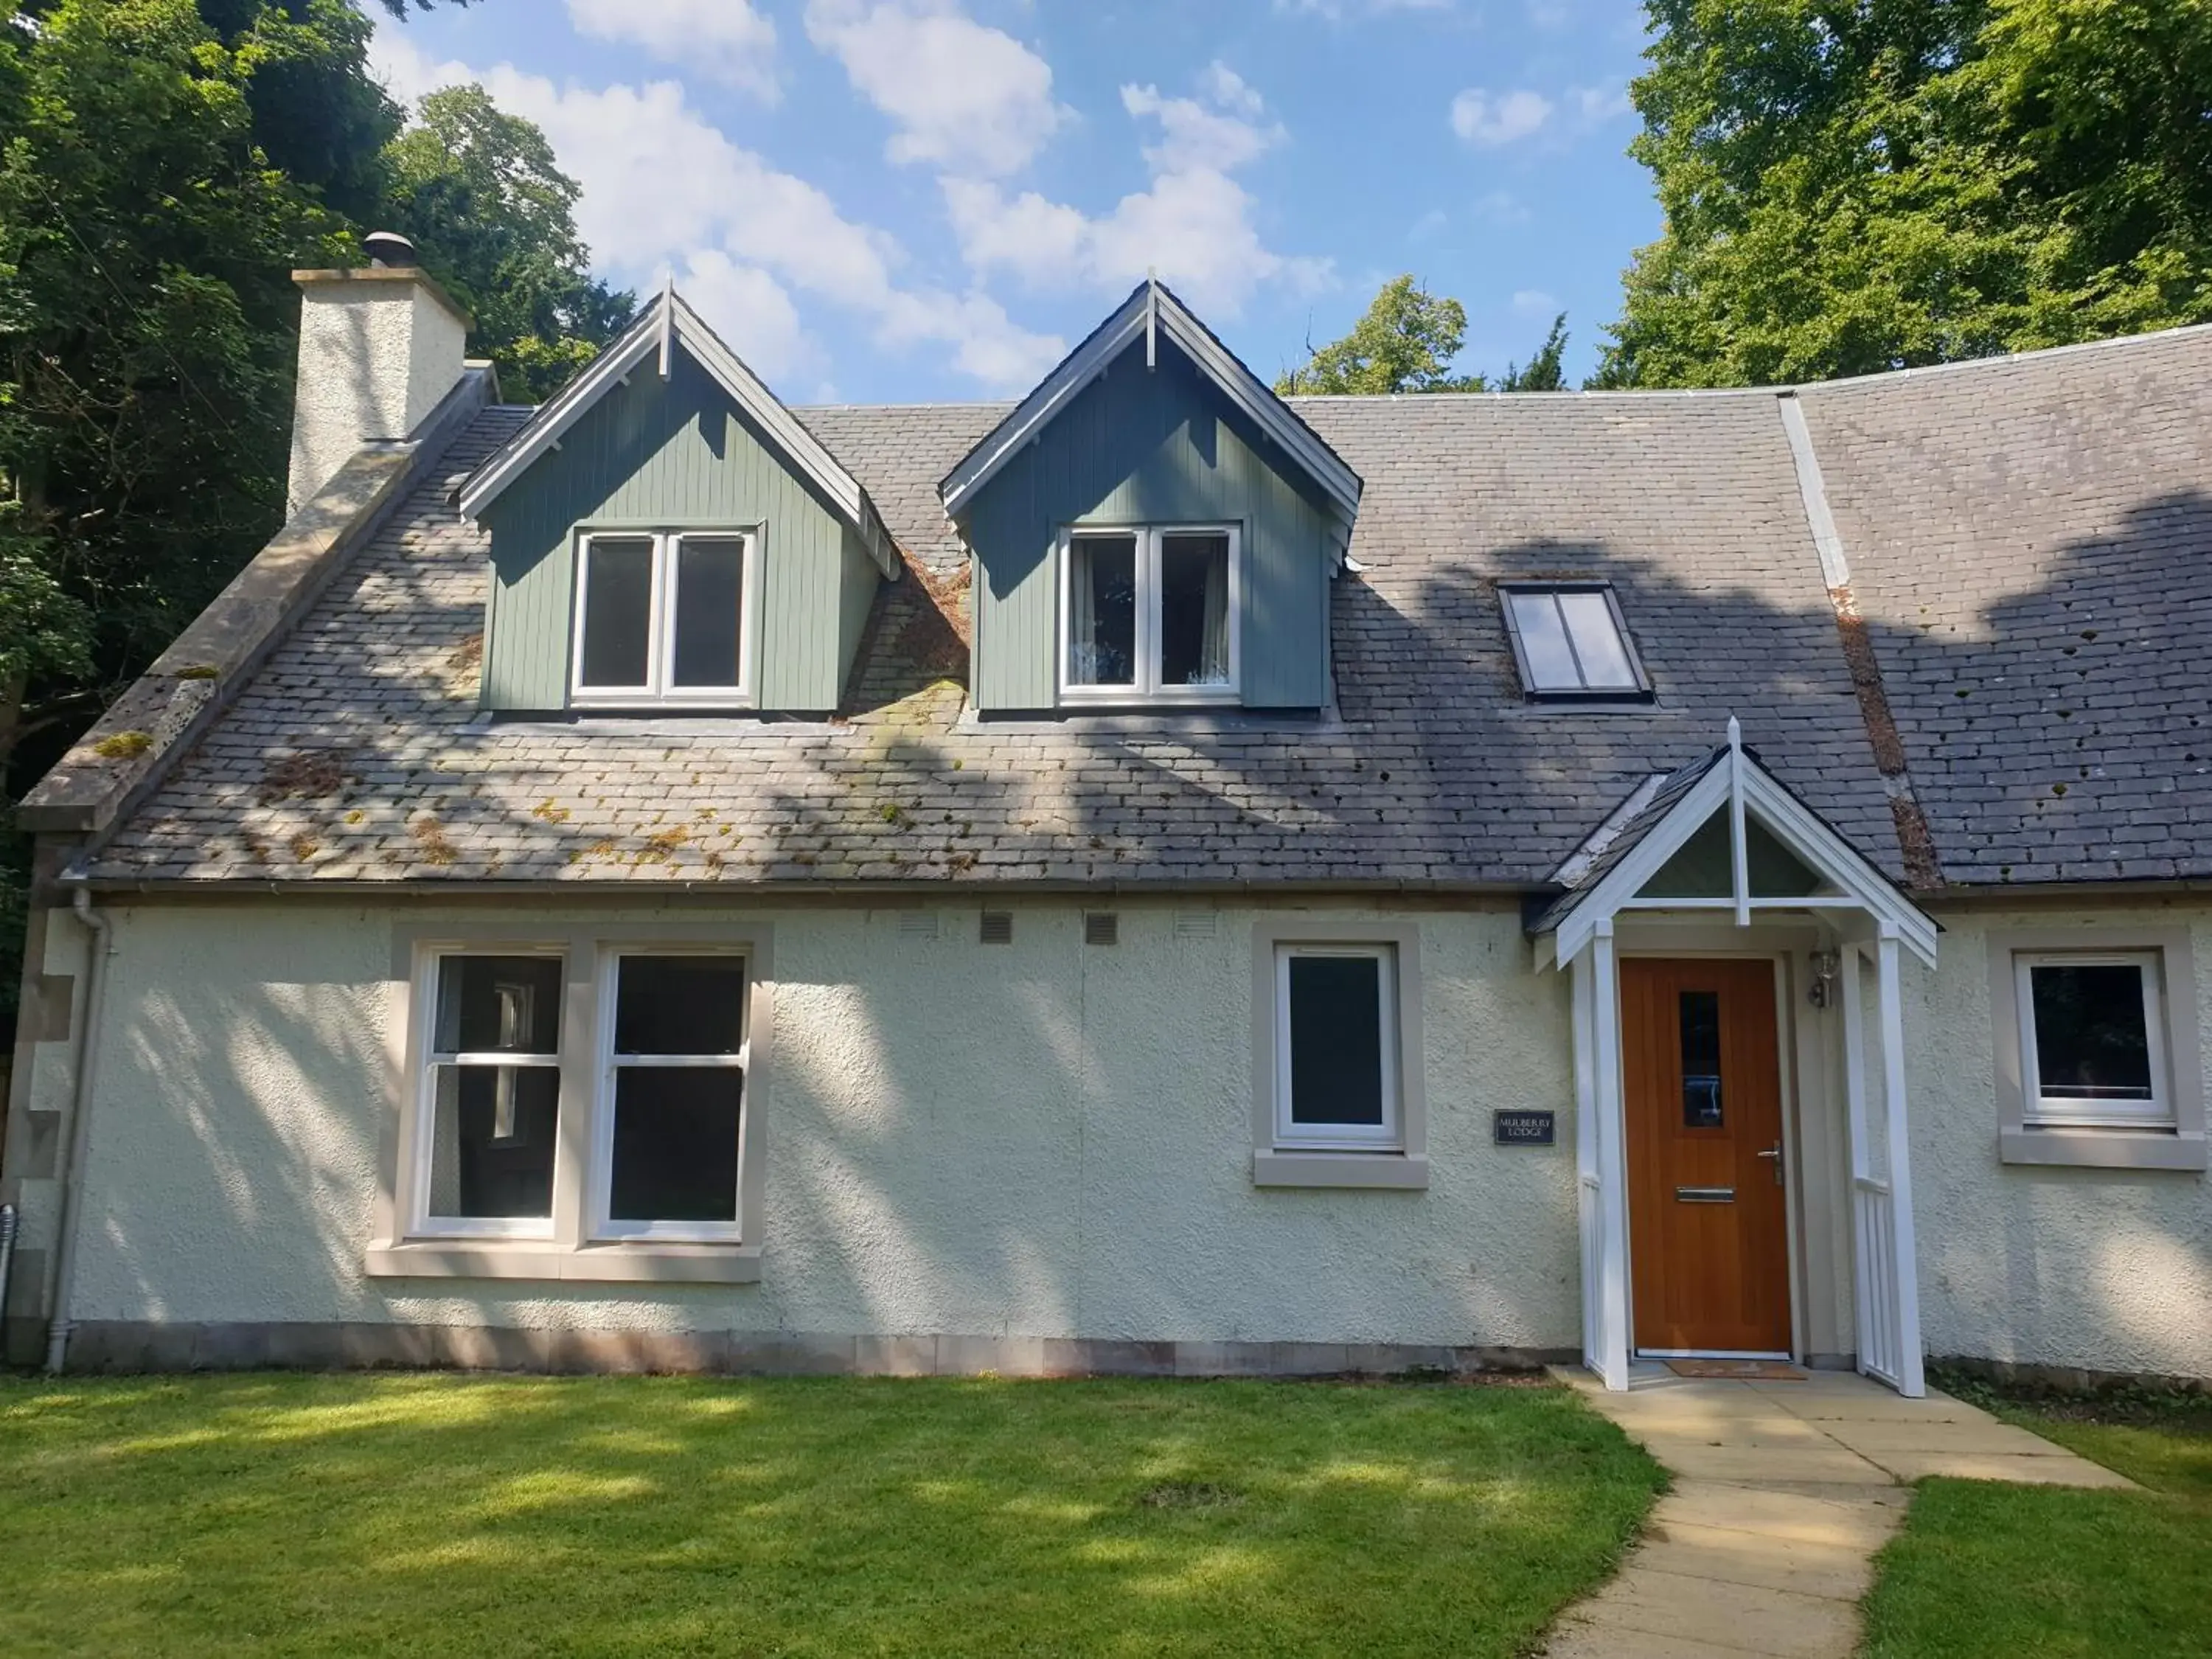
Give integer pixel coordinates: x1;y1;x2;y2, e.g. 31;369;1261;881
459;290;896;716
942;281;1362;714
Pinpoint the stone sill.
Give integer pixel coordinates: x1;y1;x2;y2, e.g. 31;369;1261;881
1998;1128;2206;1172
366;1242;763;1284
1251;1152;1429;1189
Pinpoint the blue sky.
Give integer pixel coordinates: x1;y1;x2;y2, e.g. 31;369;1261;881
371;0;1660;405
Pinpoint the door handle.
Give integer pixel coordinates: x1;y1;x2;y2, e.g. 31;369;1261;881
1756;1142;1783;1186
1676;1186;1735;1203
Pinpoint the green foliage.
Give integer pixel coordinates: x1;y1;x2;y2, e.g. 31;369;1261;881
381;83;634;402
1865;1374;2212;1657
1277;276;1575;395
1277;275;1480;394
1597;0;2212;387
0;1374;1664;1657
1499;313;1569;391
0;1;579;1032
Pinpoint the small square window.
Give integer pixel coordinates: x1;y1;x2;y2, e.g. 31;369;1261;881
2017;953;2171;1129
1499;583;1649;701
1274;945;1401;1150
595;954;750;1239
574;531;754;706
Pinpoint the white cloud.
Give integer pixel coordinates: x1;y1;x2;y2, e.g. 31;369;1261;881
804;0;1068;176
1273;0;1451;17
1408;207;1447;240
367;29;1063;390
566;0;779;100
677;251;810;382
1571;81;1634;123
943;64;1328;317
1512;288;1560;316
1472;189;1531;226
1450;87;1554;146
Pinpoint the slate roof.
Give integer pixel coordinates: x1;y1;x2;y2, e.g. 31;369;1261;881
67;324;2212;894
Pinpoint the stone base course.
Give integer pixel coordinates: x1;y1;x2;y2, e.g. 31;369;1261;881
60;1320;1573;1380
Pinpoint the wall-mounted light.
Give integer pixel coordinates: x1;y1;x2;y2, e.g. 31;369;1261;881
1807;950;1841;1009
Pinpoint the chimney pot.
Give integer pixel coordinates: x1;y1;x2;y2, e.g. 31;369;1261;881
363;230;418;269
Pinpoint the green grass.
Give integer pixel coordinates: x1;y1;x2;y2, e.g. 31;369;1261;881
1863;1373;2212;1659
0;1371;1660;1658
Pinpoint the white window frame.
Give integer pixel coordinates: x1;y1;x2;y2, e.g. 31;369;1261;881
411;946;568;1242
588;947;752;1244
1057;523;1242;706
571;528;758;709
1497;580;1652;703
2014;950;2173;1130
1273;942;1402;1152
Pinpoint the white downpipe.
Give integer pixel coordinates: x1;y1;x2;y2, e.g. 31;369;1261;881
44;888;114;1374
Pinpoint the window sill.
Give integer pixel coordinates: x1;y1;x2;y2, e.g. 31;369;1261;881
1998;1127;2206;1172
1252;1152;1429;1190
365;1241;764;1284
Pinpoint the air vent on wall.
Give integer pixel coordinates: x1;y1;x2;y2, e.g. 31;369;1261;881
1084;912;1119;947
979;910;1015;945
1174;912;1219;940
897;910;939;940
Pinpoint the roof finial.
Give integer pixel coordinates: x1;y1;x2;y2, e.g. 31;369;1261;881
1727;714;1742;754
658;270;675;380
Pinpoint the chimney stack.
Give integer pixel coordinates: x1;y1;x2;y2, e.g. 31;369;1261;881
287;239;470;516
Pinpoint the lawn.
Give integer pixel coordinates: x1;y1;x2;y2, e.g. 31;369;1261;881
1862;1372;2212;1659
0;1371;1660;1658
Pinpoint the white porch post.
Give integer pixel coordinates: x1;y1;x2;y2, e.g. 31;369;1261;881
1876;928;1927;1396
1589;919;1632;1388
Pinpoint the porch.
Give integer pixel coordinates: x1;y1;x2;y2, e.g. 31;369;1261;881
1533;723;1941;1395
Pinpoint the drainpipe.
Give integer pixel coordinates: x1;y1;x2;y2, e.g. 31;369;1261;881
0;1202;17;1338
44;887;114;1374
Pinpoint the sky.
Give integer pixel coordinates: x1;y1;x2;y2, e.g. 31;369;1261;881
369;0;1662;406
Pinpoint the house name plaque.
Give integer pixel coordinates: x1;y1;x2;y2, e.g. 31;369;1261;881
1493;1110;1557;1147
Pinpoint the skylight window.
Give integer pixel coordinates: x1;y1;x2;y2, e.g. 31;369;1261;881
1500;582;1650;702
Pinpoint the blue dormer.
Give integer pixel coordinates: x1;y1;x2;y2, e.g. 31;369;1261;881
942;282;1362;714
459;290;896;716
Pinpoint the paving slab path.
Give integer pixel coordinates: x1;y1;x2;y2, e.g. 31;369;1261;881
1543;1367;2134;1658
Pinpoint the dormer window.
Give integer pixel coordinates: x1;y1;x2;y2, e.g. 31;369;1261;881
573;530;755;707
1499;582;1650;703
1061;526;1239;703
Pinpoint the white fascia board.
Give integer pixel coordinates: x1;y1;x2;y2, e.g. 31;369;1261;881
940;296;1149;517
1740;768;1938;966
1155;305;1362;523
1548;755;1937;970
456;319;658;520
939;283;1363;529
458;292;899;580
1552;765;1733;967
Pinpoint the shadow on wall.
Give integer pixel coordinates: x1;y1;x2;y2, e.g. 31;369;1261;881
57;472;2212;1360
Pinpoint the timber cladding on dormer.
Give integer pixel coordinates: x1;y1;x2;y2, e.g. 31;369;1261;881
462;291;894;717
944;281;1362;714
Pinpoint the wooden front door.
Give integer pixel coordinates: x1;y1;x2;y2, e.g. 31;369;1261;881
1622;959;1792;1355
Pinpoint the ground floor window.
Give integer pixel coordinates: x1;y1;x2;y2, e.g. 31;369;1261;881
1989;928;2205;1171
403;940;756;1247
1274;944;1402;1150
418;952;566;1237
597;953;750;1239
2015;951;2171;1129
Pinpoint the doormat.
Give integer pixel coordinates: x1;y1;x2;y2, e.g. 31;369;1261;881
1665;1359;1807;1381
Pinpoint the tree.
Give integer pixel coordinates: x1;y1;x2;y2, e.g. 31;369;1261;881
381;85;633;402
1594;0;2212;388
1276;276;1574;395
1499;313;1569;391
